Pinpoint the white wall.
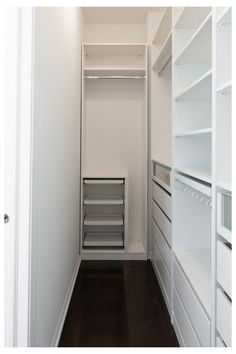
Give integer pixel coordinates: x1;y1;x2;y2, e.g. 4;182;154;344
31;8;83;346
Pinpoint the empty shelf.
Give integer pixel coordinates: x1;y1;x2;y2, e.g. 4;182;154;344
84;68;146;77
84;179;124;184
174;70;212;101
174;7;211;29
84;213;123;226
174;12;212;65
152;7;172;44
217;7;231;25
216;181;232;192
152;32;172;73
174;166;212;184
216;81;232;94
83;233;124;247
174;128;212;138
174;249;211;317
84;195;123;205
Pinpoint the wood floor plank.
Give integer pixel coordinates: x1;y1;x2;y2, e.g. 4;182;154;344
59;260;179;347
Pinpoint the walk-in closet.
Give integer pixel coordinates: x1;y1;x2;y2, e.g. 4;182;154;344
4;5;232;348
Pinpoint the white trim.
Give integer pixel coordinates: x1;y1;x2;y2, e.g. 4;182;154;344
15;8;34;347
51;257;81;347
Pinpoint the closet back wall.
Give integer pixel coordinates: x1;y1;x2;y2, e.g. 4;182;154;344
83;78;146;248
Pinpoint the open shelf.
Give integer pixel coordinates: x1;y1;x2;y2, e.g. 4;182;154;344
83;232;124;247
174;166;212;184
84;179;124;184
152;31;172;73
174;128;212;138
217;7;231;25
152;7;172;44
174;7;211;29
174;12;212;65
84;43;146;56
84;213;123;226
175;249;211;317
84;68;146;77
84;195;123;205
174;70;212;101
216;181;232;193
216;81;232;95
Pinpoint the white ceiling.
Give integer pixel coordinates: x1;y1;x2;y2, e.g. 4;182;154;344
82;7;163;25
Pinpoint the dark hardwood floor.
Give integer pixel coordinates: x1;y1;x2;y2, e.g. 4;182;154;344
59;260;179;347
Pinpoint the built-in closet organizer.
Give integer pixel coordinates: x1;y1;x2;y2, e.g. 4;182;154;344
172;7;213;347
170;7;232;347
80;43;148;259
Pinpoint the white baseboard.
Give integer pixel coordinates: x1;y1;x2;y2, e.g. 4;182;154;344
50;256;81;347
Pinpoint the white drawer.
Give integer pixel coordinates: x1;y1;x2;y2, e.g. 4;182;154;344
152;181;172;219
152;219;171;274
217;192;231;243
153;241;171;307
216;336;226;347
217;240;231;297
174;258;210;347
152;200;171;246
217;288;231;347
173;287;200;347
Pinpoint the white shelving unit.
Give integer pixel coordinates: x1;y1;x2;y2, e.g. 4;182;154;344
81;43;148;258
82;177;127;251
172;7;214;347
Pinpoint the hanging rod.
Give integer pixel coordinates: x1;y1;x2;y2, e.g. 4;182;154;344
158;55;172;76
84;75;146;79
173;180;212;209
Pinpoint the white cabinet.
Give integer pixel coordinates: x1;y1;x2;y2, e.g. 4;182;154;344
82;177;127;251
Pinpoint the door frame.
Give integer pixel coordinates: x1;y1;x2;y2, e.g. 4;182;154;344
4;7;34;347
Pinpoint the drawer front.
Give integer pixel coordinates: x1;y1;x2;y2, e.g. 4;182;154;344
152;219;171;274
216;336;226;347
217;288;231;346
217;192;231;243
173;288;200;347
152;200;171;246
153;241;171;307
152;181;172;219
174;258;211;346
217;240;231;297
